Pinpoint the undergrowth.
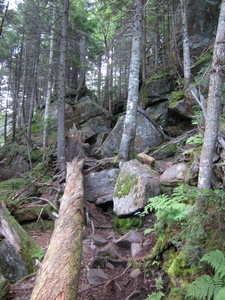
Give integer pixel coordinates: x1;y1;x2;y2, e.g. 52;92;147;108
139;184;225;299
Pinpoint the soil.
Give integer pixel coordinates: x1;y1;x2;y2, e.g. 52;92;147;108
7;200;163;300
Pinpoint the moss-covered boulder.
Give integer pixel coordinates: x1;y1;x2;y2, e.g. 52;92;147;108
0;202;40;274
113;159;160;216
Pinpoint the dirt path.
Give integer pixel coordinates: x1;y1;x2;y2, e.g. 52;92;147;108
8;201;160;300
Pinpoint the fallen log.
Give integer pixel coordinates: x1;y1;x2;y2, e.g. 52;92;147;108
31;158;85;300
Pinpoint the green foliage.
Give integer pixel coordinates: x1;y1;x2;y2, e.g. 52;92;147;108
186;250;225;300
186;134;203;146
145;276;165;300
137;185;193;232
113;216;142;234
145;292;165;300
0;177;30;202
32;249;45;261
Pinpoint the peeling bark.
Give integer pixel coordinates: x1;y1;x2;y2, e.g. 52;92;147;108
31;158;85;300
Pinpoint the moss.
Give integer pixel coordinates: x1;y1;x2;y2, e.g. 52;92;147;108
146;72;171;84
114;173;138;199
113;216;142;234
152;233;170;259
191;49;213;68
167;251;195;289
1;203;40;274
169;90;185;102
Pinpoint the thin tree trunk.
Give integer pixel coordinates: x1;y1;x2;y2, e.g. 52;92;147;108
43;0;57;152
118;0;142;162
57;0;69;172
30;158;84;300
197;0;225;190
75;35;87;102
181;0;191;88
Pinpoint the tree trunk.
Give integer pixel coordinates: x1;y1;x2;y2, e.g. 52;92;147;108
181;0;191;88
43;0;56;151
118;0;142;162
57;0;69;172
197;0;225;190
31;158;85;300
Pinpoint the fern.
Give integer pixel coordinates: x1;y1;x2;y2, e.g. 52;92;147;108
145;292;165;300
186;275;220;300
200;250;225;278
186;250;225;300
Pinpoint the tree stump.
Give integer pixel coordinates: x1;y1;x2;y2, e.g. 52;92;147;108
31;158;85;300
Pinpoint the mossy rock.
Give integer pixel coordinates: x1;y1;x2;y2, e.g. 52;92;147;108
167;251;195;289
146;72;171;84
113;216;142;234
114;172;138;199
150;134;187;160
0;202;40;274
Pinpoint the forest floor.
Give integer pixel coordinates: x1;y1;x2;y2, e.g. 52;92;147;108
7;198;165;300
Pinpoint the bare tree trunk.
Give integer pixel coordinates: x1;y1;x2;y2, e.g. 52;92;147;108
43;0;56;151
57;0;69;172
30;158;84;300
181;0;191;88
118;0;142;162
75;35;87;102
197;0;225;190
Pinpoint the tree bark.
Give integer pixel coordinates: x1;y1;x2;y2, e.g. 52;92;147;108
181;0;191;88
30;158;85;300
57;0;69;172
198;0;225;190
43;0;57;151
118;0;142;162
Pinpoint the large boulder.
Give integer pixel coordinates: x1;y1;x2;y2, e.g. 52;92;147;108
84;168;119;203
113;159;161;216
65;96;105;129
96;112;164;158
141;74;174;108
187;0;220;58
0;239;28;283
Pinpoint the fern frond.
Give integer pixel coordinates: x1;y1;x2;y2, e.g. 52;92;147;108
200;250;225;277
186;274;215;300
214;287;225;300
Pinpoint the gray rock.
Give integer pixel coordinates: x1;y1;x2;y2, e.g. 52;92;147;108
98;243;119;259
84;168;119;203
96;113;164;158
87;269;109;285
91;234;108;246
0;239;27;283
160;163;188;182
83;115;111;135
168;98;194;119
151;134;188;160
65;96;103;129
141;75;174;106
113;159;160;216
131;243;142;258
116;230;142;249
